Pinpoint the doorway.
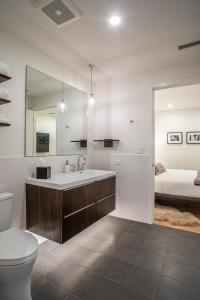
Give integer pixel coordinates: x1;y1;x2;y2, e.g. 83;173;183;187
153;82;200;233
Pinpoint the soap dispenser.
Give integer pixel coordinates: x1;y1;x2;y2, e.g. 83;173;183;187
64;160;70;173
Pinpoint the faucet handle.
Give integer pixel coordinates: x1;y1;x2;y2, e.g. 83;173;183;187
81;162;87;171
69;164;76;172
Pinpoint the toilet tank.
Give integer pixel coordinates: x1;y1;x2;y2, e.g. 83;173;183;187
0;193;13;232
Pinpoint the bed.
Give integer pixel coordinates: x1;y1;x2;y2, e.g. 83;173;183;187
155;169;200;205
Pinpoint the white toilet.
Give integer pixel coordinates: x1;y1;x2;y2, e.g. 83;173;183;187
0;192;38;300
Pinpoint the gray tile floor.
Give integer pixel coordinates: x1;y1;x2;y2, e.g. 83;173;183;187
31;216;200;300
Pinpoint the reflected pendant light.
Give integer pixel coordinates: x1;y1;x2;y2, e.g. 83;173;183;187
89;64;95;106
58;82;66;113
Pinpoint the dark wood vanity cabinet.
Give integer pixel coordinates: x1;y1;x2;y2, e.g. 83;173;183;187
26;176;116;243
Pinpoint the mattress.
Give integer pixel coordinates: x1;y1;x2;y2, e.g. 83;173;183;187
155;169;200;198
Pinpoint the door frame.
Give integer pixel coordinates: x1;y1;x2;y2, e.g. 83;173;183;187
151;76;200;222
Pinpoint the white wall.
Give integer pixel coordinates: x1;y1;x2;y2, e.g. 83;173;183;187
88;60;200;224
0;29;89;228
155;108;200;170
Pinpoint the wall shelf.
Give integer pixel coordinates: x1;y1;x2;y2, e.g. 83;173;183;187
71;139;87;148
0;74;11;83
0;70;12;128
0;98;11;105
0;123;11;127
94;139;120;147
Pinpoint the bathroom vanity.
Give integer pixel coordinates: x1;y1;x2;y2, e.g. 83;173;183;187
26;170;116;243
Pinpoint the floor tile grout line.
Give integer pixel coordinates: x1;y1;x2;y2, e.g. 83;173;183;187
83;269;152;299
44;266;91;295
101;249;163;281
151;272;163;300
161;271;200;288
33;275;71;298
108;231;171;259
77;222;135;254
150;235;177;300
109;222;138;245
113;237;172;259
159;235;174;274
152;272;200;300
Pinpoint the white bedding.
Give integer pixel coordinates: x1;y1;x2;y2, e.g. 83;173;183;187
155;169;200;198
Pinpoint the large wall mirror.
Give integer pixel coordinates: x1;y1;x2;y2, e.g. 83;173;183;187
25;66;88;156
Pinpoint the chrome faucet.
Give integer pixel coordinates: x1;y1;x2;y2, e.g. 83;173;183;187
77;155;87;171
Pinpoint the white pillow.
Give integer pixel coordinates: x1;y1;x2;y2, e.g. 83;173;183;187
155;163;166;176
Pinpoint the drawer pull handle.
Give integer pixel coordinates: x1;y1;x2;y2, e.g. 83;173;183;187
96;193;115;203
63;193;115;219
63;202;95;219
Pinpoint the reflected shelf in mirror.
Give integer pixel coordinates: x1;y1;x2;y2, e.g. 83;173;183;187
70;140;87;148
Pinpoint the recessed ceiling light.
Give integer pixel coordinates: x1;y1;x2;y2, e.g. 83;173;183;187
109;15;121;26
168;103;173;109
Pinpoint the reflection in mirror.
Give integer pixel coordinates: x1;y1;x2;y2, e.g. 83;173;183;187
25;66;88;156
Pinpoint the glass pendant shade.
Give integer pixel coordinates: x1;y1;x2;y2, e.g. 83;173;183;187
89;93;95;106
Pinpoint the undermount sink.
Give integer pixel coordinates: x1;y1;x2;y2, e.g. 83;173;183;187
26;169;116;190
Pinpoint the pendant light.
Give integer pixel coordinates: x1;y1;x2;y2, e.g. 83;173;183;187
89;64;95;106
58;82;66;113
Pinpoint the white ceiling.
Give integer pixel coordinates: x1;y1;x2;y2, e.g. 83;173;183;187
27;66;74;98
155;83;200;111
0;0;200;80
36;107;57;116
27;66;61;98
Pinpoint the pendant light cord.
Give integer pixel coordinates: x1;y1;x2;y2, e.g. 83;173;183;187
62;82;64;103
89;64;95;95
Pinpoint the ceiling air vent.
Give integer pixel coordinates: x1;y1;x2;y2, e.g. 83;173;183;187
32;0;82;26
178;40;200;50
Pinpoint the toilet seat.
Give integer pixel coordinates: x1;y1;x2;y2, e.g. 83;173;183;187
0;229;38;266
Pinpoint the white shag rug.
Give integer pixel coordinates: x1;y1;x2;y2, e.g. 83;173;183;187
155;204;200;226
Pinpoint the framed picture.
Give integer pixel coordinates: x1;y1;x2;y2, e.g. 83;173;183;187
167;132;183;144
186;131;200;144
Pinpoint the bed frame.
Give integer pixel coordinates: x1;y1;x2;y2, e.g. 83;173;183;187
155;192;200;218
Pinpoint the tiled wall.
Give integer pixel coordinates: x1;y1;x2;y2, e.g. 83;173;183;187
89;60;200;224
0;29;89;228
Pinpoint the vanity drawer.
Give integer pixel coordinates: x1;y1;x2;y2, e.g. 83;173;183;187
26;185;62;243
26;184;40;231
62;182;97;217
26;175;116;244
95;176;116;201
97;194;116;220
62;203;97;242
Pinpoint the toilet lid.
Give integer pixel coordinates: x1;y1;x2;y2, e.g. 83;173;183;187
0;229;38;266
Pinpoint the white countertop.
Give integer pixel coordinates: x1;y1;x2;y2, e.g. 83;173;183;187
26;169;116;190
